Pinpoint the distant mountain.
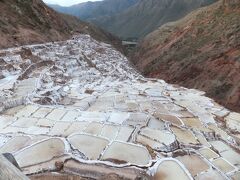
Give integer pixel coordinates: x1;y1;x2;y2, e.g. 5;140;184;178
95;0;217;39
0;0;121;49
48;0;216;39
48;0;139;20
131;0;240;112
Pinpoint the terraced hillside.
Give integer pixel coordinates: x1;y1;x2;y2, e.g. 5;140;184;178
0;34;239;179
132;0;240;112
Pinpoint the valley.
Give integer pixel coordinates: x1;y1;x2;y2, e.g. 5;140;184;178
48;0;217;39
0;0;239;179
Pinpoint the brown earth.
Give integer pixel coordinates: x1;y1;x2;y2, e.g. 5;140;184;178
131;0;240;112
0;0;121;50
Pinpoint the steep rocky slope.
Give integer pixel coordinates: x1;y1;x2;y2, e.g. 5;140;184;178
0;0;121;49
132;0;240;112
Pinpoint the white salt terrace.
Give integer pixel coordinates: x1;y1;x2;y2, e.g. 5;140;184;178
0;35;239;179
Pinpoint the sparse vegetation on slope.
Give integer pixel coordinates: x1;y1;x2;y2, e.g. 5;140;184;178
132;0;240;112
0;0;121;49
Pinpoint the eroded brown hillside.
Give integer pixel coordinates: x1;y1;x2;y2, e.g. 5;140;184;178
0;0;120;49
132;0;240;112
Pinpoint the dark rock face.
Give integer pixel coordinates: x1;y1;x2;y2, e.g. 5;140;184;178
131;1;240;112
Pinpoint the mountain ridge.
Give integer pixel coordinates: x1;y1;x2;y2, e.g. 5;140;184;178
48;0;139;21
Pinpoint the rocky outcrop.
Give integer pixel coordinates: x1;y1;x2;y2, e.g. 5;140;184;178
131;0;240;112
